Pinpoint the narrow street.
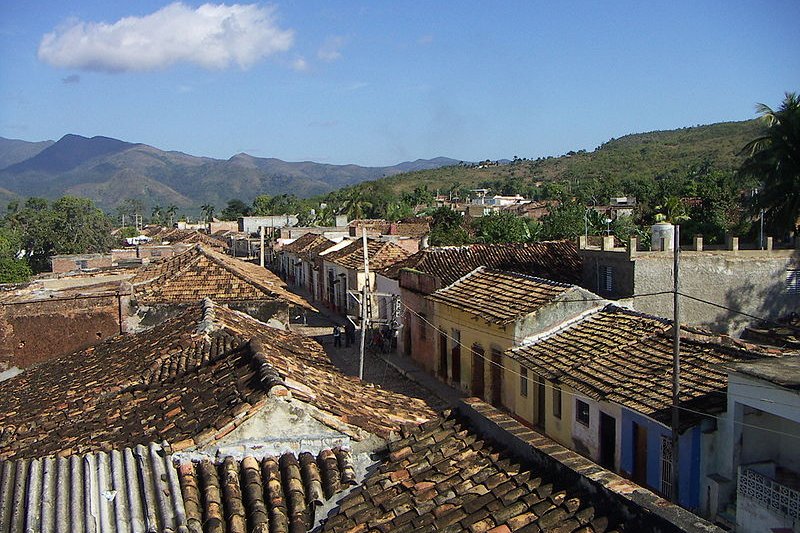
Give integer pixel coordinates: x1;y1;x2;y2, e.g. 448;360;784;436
284;287;455;412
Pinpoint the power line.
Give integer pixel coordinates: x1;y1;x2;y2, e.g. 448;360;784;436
398;299;800;412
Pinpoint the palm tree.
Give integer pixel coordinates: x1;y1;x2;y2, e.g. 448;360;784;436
339;189;372;220
740;92;800;237
165;204;178;227
151;205;164;225
200;204;215;222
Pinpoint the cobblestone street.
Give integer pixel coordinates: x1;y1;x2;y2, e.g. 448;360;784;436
286;296;453;413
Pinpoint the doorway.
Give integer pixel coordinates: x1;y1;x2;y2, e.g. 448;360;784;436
599;412;616;469
490;348;503;407
471;344;485;398
438;333;448;379
632;422;648;484
536;375;546;430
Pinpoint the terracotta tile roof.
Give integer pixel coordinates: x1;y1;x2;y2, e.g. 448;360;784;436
381;240;582;285
178;447;356;533
324;239;411;271
428;267;575;325
508;305;771;426
131;245;309;307
0;443;186;533
0;299;434;461
322;411;614;533
281;233;334;256
143;226;228;250
0;443;357;533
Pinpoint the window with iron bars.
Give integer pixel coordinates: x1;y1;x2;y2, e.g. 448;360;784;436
661;435;673;496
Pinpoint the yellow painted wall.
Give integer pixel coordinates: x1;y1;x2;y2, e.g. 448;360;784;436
432;302;514;404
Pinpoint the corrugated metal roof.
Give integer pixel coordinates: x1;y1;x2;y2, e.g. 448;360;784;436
0;443;187;533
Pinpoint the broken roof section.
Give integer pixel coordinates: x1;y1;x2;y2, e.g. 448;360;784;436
131;244;309;308
428;267;588;325
324;238;411;271
508;305;773;427
0;299;435;461
383;240;582;286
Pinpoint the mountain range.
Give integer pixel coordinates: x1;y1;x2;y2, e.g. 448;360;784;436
0;134;459;212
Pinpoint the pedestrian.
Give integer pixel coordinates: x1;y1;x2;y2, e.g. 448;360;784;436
333;324;342;348
344;320;355;347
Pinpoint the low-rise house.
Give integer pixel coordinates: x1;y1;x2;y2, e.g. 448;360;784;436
578;233;800;335
0;298;435;462
714;356;800;530
321;238;410;317
0;298;439;532
131;244;308;324
50;253;113;273
423;267;603;410
506;304;772;513
239;215;299;234
324;398;722;533
348;218;431;253
141;225;228;251
0;399;721;533
385;241;583;356
278;232;337;300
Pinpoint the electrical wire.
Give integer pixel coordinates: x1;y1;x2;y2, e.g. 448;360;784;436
398;298;800;418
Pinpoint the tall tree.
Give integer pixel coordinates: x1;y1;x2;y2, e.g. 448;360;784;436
739;92;800;237
200;204;216;222
165;204;178;227
471;212;534;243
220;199;250;220
6;196;114;272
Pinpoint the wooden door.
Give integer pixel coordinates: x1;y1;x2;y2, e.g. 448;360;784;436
471;344;485;398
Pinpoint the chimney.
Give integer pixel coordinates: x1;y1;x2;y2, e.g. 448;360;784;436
420;235;430;250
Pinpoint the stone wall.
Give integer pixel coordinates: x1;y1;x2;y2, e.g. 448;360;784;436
0;294;124;370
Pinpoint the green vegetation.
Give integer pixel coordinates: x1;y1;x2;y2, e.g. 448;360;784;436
739;92;800;237
2;196;114;276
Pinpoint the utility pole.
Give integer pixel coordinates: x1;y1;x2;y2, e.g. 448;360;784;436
671;224;681;503
358;227;370;380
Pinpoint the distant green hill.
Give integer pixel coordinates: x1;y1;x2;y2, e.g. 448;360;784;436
348;119;763;196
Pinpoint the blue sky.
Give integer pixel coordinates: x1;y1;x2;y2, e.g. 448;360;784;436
1;1;799;166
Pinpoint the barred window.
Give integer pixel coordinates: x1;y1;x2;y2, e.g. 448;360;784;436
599;265;613;293
787;270;800;294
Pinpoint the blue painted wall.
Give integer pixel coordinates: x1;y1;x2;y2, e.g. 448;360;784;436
620;409;700;510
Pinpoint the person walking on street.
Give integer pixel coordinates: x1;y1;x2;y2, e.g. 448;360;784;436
333;324;342;348
344;320;355;347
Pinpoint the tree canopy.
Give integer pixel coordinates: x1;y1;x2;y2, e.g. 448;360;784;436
3;196;114;274
739;92;800;237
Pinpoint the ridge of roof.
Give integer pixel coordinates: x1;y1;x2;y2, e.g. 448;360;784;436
428;266;581;325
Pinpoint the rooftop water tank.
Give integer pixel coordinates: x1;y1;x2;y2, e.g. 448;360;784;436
651;222;675;251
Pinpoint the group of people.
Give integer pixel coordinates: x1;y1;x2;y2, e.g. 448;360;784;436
332;320;356;348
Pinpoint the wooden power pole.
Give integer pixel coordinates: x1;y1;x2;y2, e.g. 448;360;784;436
671;224;681;503
358;228;370;380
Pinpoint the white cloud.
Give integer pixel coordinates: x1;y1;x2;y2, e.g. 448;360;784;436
317;35;345;62
38;2;294;72
291;57;308;71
